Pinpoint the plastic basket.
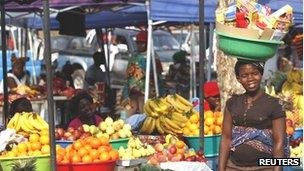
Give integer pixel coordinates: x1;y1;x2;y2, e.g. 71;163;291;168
0;155;51;171
215;31;282;61
57;160;117;171
110;138;129;150
291;128;303;140
184;135;221;157
56;140;74;148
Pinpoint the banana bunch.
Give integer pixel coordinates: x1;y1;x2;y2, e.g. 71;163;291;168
7;112;49;133
140;94;194;135
13;85;38;96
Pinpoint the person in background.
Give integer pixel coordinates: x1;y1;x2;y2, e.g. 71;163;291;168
85;51;108;88
203;81;221;112
167;50;190;98
0;56;31;93
218;59;289;171
8;97;33;122
68;91;102;129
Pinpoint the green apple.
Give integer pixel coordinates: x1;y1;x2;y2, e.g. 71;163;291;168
82;124;90;132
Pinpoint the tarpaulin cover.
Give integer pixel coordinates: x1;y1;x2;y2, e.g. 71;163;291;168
150;0;302;24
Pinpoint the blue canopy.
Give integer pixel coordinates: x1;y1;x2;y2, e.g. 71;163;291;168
150;0;302;24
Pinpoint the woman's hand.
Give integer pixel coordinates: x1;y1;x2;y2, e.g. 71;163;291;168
218;107;233;171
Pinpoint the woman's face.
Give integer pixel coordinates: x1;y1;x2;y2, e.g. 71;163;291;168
237;64;262;93
78;98;94;118
13;62;24;77
136;41;147;53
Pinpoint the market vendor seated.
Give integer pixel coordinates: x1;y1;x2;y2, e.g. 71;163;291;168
8;97;33;122
0;55;31;93
68;91;102;129
203;81;221;112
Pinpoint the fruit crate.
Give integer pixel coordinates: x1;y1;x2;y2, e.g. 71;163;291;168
0;155;50;171
215;31;282;61
184;135;221;157
56;140;74;148
57;160;117;171
110;138;129;150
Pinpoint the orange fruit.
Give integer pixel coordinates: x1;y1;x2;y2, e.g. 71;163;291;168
204;125;210;135
11;147;19;154
89;149;100;160
204;110;214;118
213;111;222;118
99;137;109;146
73;140;83;150
215;116;223;126
182;127;191;136
189;123;198;132
90;138;102;149
98;146;111;153
41;145;50;154
176;148;185;155
175;141;185;149
7;151;17;157
29;134;40;143
30;142;42;151
66;145;74;152
213;125;222;134
56;154;64;163
109;150;119;160
82;155;93;163
78;148;89;157
28;150;33;156
99;152;110;161
190;114;199;124
61;158;69;164
17;142;28;153
40;129;49;136
93;159;100;162
84;137;94;144
204;117;215;126
84;145;92;151
286;127;295;135
71;154;82;163
40;135;50;145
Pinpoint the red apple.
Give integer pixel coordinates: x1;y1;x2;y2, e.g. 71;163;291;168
197;150;204;157
56;128;65;138
55;132;60;140
64;132;72;138
154;143;164;152
185;156;192;162
77;126;84;133
73;130;81;139
67;127;75;133
67;135;76;141
168;146;177;154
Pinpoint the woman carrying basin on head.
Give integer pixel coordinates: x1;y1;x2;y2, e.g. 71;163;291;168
218;59;289;171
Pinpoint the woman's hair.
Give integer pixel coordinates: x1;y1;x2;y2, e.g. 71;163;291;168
9;97;33;117
234;59;265;77
70;91;93;116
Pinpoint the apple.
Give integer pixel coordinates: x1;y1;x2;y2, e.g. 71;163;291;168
77;126;84;133
55;132;60;140
111;133;120;140
67;135;76;141
286;119;293;127
56;128;65;138
148;156;158;165
67;127;75;133
185;156;192;162
196;156;206;162
168;146;177;154
154;143;164;152
64;132;72;138
73;130;81;139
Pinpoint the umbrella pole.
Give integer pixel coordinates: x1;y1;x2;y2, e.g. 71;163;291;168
144;0;152;102
199;0;205;152
42;0;56;170
0;2;9;124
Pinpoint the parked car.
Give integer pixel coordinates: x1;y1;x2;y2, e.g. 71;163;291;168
50;28;180;89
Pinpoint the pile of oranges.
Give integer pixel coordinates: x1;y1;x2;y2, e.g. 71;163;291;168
183;110;223;136
1;129;50;158
56;136;119;164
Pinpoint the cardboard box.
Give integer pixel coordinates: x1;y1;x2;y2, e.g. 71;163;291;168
216;22;274;40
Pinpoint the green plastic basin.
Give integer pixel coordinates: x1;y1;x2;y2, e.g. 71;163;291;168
184;135;221;157
215;31;283;61
110;138;129;150
0;155;51;171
